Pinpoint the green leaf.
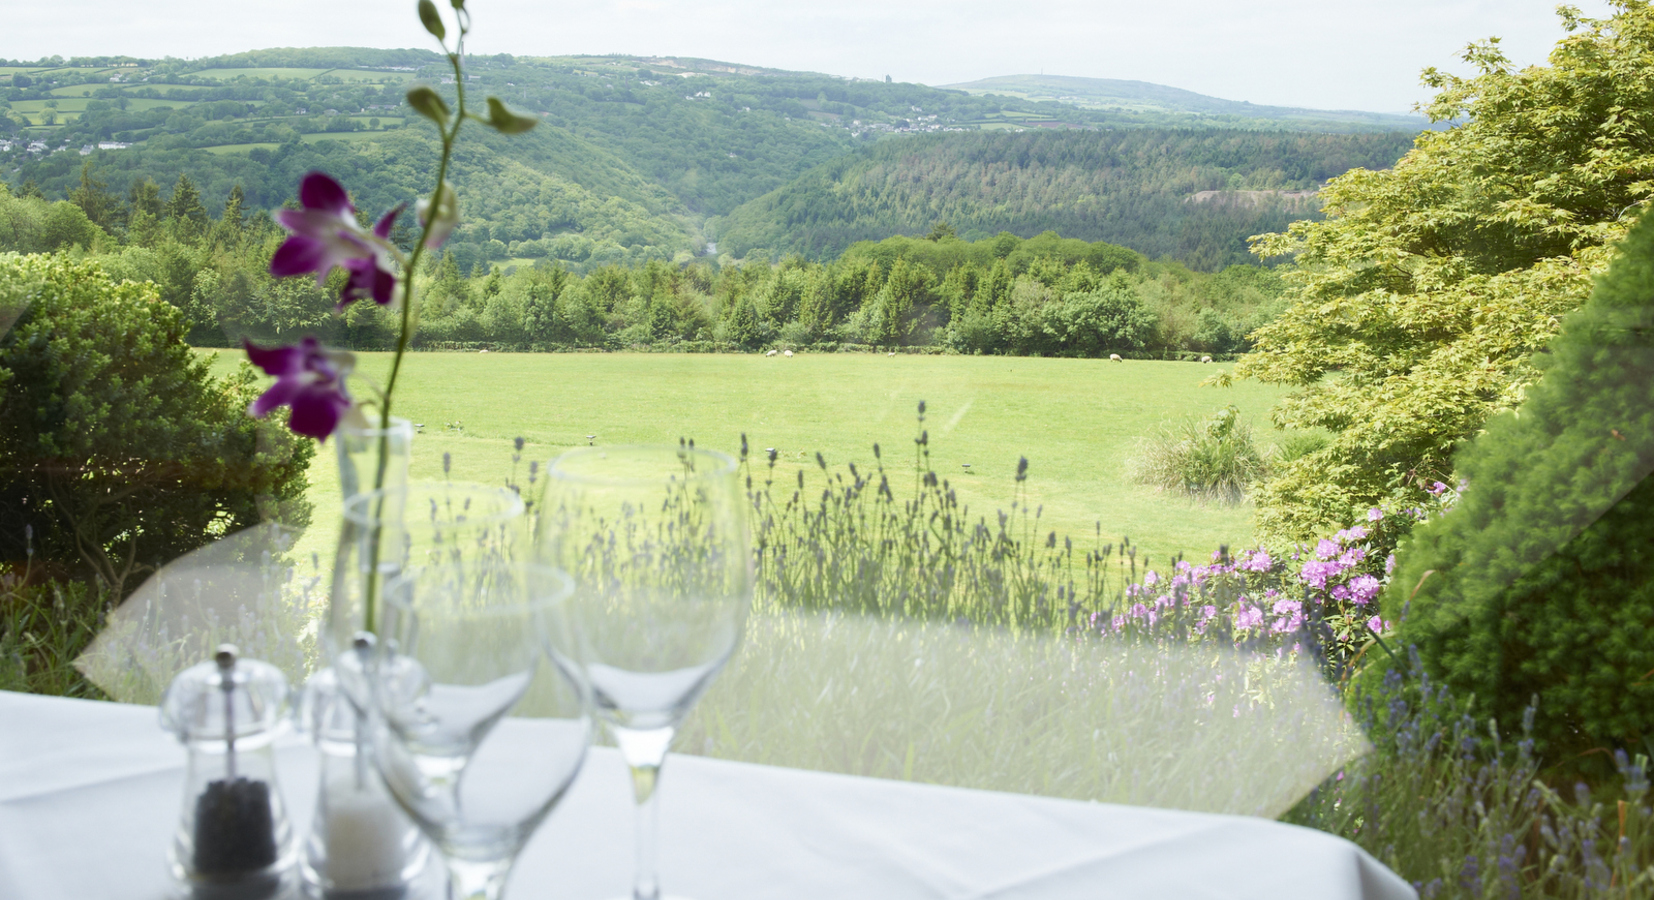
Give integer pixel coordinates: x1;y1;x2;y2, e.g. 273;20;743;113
417;0;446;41
485;97;537;134
406;86;450;125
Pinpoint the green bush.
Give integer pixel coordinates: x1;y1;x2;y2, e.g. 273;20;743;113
1384;210;1654;772
0;253;314;598
1129;405;1269;504
1274;431;1329;465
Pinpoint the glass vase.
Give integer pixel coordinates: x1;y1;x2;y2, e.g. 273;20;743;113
335;417;413;502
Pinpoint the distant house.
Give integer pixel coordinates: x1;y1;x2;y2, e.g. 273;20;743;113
97;141;131;150
79;145;93;156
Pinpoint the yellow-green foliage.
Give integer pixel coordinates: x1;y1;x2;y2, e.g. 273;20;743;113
1240;2;1654;541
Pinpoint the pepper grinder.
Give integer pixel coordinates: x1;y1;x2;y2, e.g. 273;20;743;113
160;644;295;900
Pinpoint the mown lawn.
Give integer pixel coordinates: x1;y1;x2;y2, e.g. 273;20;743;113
203;350;1291;567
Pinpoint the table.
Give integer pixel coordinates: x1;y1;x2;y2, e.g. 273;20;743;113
0;690;1415;899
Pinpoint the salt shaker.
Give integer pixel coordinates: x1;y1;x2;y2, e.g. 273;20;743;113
300;666;429;899
160;644;295;900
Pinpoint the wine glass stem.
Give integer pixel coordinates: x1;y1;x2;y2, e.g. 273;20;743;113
615;725;675;900
447;856;514;900
632;764;662;900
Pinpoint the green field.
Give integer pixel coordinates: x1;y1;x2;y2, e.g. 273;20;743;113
202;142;280;155
202;350;1290;568
188;67;333;80
11;99;89;112
299;132;383;144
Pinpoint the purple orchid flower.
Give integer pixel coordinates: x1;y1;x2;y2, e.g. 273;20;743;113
244;336;354;441
270;172;402;307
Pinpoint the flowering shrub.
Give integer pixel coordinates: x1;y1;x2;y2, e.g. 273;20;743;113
1093;486;1460;675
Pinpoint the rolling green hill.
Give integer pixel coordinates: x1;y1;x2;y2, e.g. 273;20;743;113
711;129;1417;270
942;75;1426;131
2;49;1419;270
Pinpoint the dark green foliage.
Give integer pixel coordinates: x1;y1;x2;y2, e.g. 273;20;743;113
714;129;1414;269
0;254;314;597
1385;211;1654;769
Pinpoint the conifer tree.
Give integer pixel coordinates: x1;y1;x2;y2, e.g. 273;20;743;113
1385;209;1654;770
166;174;208;230
222;185;246;233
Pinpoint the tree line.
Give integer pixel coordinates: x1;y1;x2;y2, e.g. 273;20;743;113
0;175;1283;358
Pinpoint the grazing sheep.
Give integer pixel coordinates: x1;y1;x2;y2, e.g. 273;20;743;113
1109;354;1123;362
888;351;896;357
479;349;489;354
1200;356;1213;364
783;350;793;358
765;349;778;357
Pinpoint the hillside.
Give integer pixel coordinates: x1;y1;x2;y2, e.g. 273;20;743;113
3;49;1418;271
711;129;1417;270
942;75;1426;131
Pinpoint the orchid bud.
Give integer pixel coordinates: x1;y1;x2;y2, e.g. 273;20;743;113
485;97;537;134
406;86;450;125
417;182;460;248
417;0;447;40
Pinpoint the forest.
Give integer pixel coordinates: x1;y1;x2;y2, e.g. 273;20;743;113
0;176;1283;359
711;129;1416;269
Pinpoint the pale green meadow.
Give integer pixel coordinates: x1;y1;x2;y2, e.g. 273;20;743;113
204;350;1290;567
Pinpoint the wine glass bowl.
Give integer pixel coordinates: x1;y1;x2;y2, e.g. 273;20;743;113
329;482;528;706
538;445;752;900
368;561;589;900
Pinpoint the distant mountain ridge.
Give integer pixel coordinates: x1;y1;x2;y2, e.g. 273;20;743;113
941;74;1426;131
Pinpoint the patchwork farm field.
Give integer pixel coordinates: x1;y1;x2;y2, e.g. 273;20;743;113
204;350;1291;568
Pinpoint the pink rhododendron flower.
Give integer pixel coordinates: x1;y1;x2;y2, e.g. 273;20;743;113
1348;574;1382;606
1428;481;1449;496
1234;605;1264;629
270;172;402;307
1367;507;1384;522
1314;539;1340;560
244;337;356;441
1239;549;1273;572
1367;615;1389;634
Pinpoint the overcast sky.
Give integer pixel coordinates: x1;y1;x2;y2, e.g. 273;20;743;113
3;0;1617;112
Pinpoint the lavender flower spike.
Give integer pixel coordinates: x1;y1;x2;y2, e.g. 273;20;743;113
270;172;401;307
244;337;357;442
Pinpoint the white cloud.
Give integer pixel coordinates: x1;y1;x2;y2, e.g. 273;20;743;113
2;0;1616;111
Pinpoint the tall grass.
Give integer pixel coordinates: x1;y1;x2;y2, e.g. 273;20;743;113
0;553;111;698
1128;404;1269;503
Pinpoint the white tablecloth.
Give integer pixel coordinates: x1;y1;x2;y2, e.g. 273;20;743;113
0;690;1414;899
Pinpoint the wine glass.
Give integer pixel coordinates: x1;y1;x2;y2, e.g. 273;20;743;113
368;560;590;900
329;483;528;702
538;445;752;900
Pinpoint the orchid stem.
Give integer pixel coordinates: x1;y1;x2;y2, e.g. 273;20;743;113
362;26;469;635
